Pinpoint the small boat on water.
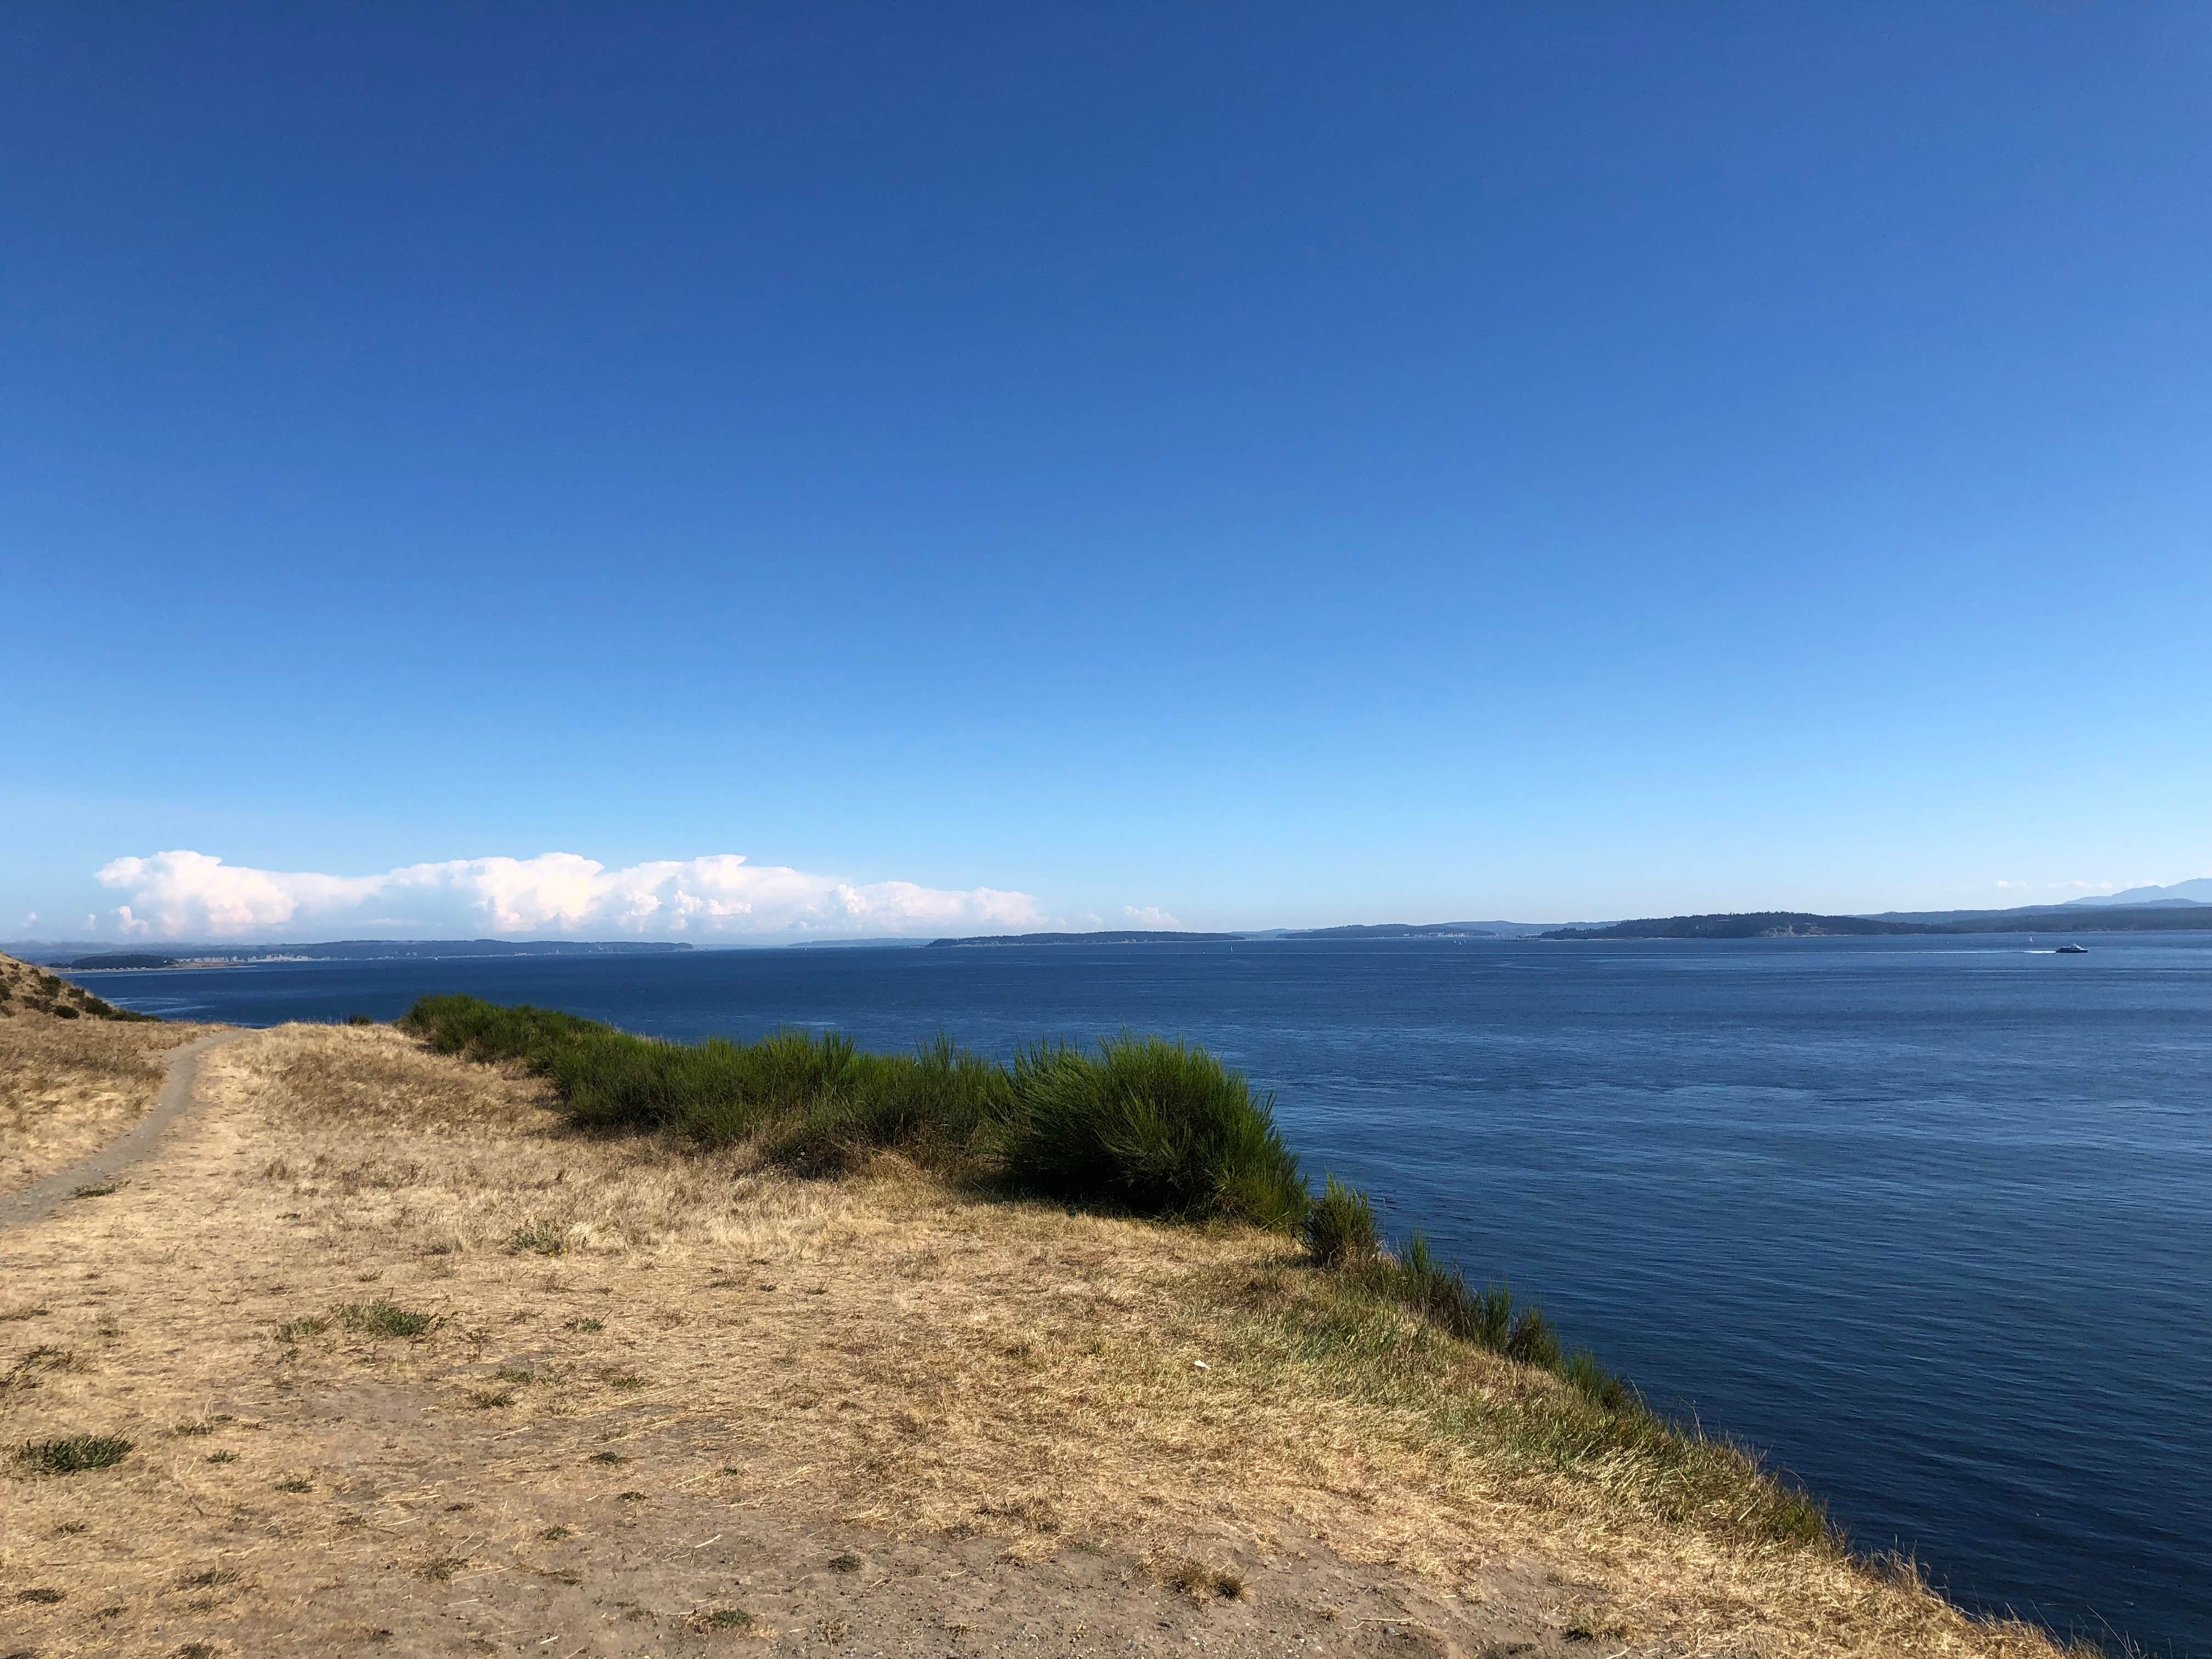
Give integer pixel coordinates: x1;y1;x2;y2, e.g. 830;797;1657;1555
2055;943;2089;954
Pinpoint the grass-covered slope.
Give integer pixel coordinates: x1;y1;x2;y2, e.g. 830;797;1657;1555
0;952;161;1022
398;995;1829;1554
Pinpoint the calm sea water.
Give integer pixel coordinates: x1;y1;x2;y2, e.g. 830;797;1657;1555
77;935;2212;1655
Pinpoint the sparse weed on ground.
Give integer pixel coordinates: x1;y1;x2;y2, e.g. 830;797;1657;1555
1158;1556;1245;1600
336;1300;436;1339
507;1219;569;1255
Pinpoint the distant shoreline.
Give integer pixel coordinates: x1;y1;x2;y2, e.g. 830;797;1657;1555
21;902;2212;971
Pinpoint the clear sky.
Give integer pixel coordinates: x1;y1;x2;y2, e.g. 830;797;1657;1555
5;4;2209;940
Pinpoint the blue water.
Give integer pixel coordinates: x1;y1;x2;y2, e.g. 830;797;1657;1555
76;935;2212;1655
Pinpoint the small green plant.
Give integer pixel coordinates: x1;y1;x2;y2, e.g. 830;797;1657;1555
619;1489;647;1502
538;1525;571;1541
827;1552;862;1573
15;1435;133;1474
468;1389;516;1409
276;1315;328;1342
71;1181;119;1199
422;1555;469;1582
346;1013;375;1025
17;1585;64;1604
275;1477;313;1492
1304;1175;1379;1266
566;1317;603;1334
206;1451;238;1464
337;1300;435;1339
494;1366;537;1384
696;1607;753;1631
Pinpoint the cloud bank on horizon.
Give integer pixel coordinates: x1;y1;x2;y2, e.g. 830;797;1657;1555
94;850;1045;941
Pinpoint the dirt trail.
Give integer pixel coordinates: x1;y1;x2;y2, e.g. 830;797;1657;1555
0;1030;247;1229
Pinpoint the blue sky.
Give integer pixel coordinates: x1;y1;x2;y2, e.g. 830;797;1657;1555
5;4;2209;939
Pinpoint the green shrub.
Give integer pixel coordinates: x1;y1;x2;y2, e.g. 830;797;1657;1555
999;1036;1307;1229
399;997;1299;1227
1304;1175;1379;1265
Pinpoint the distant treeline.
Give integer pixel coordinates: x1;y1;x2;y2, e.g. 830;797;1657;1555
1544;907;2212;940
1279;923;1497;939
63;939;693;969
927;930;1244;946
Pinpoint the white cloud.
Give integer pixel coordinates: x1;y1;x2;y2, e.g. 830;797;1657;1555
95;850;1043;942
1121;905;1183;929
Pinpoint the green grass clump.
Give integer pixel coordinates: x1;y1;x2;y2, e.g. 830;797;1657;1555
999;1036;1306;1227
1304;1175;1379;1266
1359;1233;1560;1367
337;1300;436;1339
15;1435;132;1474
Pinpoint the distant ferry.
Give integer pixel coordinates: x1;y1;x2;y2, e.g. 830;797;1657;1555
2055;943;2089;954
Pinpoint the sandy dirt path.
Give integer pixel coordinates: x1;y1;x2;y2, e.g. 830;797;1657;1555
0;1030;248;1230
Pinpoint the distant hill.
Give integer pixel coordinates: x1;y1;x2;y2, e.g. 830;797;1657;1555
48;938;694;968
1544;912;1947;940
1293;923;1497;940
926;930;1244;947
2063;879;2212;907
1549;906;2212;940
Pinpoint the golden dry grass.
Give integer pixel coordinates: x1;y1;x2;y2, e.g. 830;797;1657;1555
0;952;207;1195
0;1021;2091;1657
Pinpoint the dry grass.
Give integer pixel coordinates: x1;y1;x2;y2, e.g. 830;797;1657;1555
0;952;206;1195
0;1020;2095;1657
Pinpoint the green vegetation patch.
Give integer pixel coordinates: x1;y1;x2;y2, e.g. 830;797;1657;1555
336;1300;437;1339
15;1434;133;1475
400;996;1304;1227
